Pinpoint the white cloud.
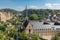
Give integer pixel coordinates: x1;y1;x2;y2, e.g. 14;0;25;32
28;5;40;9
45;3;52;8
12;4;60;11
45;3;60;9
4;3;60;11
12;6;25;11
14;5;40;11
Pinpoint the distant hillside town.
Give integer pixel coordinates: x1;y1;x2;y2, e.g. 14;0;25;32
22;7;60;40
22;10;60;40
0;8;60;40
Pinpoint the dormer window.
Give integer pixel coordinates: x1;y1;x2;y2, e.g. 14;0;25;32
54;22;60;25
43;22;49;25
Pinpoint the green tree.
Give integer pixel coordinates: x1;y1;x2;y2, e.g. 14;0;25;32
0;22;7;31
51;32;60;40
30;34;39;40
0;30;12;40
29;14;39;20
6;25;17;37
18;31;27;40
38;14;44;20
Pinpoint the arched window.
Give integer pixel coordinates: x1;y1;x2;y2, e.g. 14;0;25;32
29;29;31;34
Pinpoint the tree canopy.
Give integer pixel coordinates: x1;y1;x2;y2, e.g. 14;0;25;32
29;14;39;20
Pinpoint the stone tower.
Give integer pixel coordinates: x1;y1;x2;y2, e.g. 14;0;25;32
25;5;28;20
51;10;57;22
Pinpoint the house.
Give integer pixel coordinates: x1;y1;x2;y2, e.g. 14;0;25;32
23;20;33;34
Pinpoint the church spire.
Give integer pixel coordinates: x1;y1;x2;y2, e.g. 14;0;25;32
25;5;28;20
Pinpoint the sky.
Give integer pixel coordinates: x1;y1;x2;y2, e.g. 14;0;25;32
0;0;60;11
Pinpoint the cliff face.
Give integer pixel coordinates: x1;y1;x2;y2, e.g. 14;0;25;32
0;12;13;22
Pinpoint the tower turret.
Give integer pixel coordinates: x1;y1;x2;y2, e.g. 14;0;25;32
51;10;57;22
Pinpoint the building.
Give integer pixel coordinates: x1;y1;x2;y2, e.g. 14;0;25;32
23;20;60;40
0;12;13;22
23;10;60;40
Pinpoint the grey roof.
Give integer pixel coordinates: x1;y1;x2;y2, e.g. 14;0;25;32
29;21;60;30
23;20;29;28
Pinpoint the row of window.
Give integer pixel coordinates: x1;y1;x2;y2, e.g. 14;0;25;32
33;31;55;34
26;28;60;31
34;29;55;31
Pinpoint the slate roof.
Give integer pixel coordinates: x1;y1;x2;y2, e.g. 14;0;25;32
29;21;60;30
54;22;60;25
23;20;29;28
23;20;60;30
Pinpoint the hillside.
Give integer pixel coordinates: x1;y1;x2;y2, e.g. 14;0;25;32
22;9;60;20
22;9;60;16
0;8;21;15
0;8;60;16
0;8;60;20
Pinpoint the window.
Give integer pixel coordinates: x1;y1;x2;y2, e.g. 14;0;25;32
29;29;31;34
54;22;60;25
43;22;50;25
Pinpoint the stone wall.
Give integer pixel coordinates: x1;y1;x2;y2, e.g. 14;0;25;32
0;12;13;22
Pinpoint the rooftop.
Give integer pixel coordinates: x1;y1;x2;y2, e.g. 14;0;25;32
29;20;60;30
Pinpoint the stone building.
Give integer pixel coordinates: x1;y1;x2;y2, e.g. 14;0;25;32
0;12;13;22
23;20;60;40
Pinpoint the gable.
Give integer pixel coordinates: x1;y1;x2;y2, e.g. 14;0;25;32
26;23;33;30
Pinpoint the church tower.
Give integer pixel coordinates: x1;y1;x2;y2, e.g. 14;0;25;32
51;10;57;22
25;5;28;20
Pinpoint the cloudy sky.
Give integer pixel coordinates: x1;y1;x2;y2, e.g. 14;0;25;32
0;0;60;11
